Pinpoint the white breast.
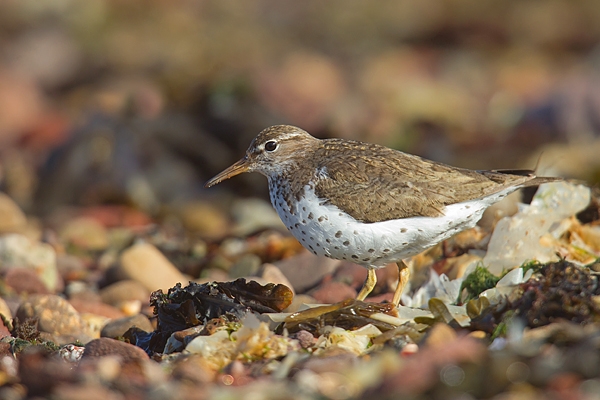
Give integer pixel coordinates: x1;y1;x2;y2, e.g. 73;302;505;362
270;181;516;268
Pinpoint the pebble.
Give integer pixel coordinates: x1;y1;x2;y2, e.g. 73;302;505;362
178;201;229;239
59;217;109;251
311;281;357;304
99;280;150;307
261;263;295;294
230;198;286;236
4;267;49;294
101;314;153;339
16;294;94;344
228;254;262;278
0;297;12;320
273;250;341;293
69;296;124;319
0;192;28;234
82;337;149;362
171;354;217;384
0;317;10;338
422;323;457;349
119;242;188;292
0;233;60;292
56;254;89;282
291;330;316;349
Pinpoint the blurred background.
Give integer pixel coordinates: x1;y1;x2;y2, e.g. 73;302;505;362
1;0;600;225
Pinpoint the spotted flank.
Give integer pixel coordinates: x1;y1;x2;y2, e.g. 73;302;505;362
269;179;516;269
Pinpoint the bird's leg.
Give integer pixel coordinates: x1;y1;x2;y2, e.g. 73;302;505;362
356;268;377;301
392;260;410;307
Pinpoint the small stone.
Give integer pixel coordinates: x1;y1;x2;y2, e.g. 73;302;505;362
178;201;229;239
171;354;217;384
274;250;341;293
231;198;286;236
0;317;11;338
56;254;88;282
0;234;60;292
59;217;109;251
101;314;153;339
165;325;204;354
99;280;150;307
0;297;12;320
260;263;295;295
82;337;149;362
228;254;262;278
291;330;316;349
119;242;187;292
0;192;27;234
4;267;49;294
16;294;94;344
69;297;124;320
311;281;357;304
422;322;457;349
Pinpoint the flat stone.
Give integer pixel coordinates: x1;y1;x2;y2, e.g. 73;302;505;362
119;242;187;292
101;314;153;339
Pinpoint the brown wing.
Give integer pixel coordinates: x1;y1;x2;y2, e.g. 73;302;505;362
311;140;546;223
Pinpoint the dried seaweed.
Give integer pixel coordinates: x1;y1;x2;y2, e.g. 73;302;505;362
128;279;293;355
470;260;600;335
282;299;398;336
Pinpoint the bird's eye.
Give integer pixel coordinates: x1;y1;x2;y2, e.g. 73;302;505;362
264;140;278;152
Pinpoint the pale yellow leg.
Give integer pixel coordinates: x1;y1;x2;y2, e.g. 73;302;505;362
392;260;410;307
356;268;377;301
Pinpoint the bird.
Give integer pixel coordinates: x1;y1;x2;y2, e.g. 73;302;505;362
205;125;560;307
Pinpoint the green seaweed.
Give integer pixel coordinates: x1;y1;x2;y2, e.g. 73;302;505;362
460;264;500;302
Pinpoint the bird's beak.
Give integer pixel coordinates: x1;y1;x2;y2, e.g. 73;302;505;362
204;157;251;188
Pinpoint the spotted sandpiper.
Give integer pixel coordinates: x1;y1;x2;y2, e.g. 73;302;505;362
205;125;559;307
